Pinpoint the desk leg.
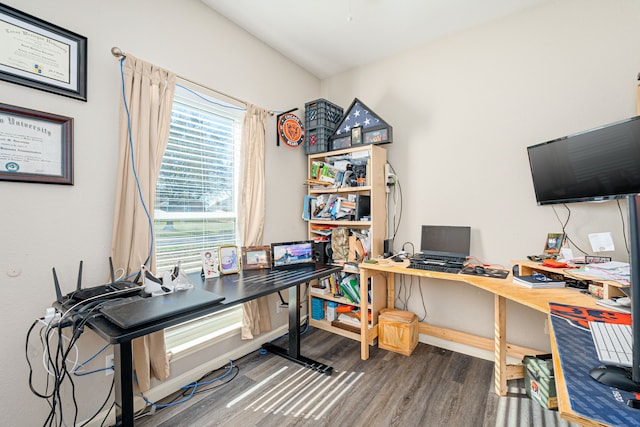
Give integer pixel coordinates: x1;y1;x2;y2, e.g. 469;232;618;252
114;341;134;427
288;282;301;358
262;282;333;375
360;269;370;360
387;271;395;309
494;294;507;396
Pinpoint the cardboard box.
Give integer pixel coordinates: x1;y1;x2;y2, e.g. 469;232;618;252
378;309;418;356
523;354;557;409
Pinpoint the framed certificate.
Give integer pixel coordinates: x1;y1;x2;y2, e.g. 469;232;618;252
0;4;88;101
0;103;73;185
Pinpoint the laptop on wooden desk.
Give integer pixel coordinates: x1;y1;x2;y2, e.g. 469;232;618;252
100;287;225;329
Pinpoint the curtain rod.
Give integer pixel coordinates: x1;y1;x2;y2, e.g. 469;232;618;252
110;47;273;115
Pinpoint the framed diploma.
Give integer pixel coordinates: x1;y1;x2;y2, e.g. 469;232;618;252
0;4;87;101
0;103;73;185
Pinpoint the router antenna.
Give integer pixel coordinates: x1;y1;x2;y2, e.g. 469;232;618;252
76;260;84;291
109;257;115;284
52;267;63;303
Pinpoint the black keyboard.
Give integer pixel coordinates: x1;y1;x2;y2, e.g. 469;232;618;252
408;262;461;274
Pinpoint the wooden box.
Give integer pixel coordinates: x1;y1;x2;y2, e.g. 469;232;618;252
378;309;418;356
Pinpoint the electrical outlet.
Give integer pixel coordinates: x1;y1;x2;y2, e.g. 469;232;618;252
276;300;282;313
106;355;114;376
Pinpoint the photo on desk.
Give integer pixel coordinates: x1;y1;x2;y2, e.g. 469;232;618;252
543;232;565;254
218;245;241;274
242;245;271;270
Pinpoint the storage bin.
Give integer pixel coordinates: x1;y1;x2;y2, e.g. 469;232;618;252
378;309;418;356
523;354;557;409
305;99;343;130
304;99;343;155
305;127;332;154
311;297;325;320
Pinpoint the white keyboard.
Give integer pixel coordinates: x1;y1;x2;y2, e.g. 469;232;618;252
589;321;632;367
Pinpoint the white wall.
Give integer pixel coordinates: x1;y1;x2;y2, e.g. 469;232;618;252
322;0;640;356
5;0;640;424
0;1;317;425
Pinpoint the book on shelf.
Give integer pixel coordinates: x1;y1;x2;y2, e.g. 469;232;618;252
513;274;565;288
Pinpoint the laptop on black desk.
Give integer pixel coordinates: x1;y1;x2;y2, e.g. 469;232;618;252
100;287;225;329
409;225;471;273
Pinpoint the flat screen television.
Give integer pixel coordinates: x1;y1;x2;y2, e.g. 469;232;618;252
527;116;640;400
527;115;640;206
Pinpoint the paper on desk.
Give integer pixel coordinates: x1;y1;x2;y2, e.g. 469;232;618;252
574;261;631;285
588;232;615;252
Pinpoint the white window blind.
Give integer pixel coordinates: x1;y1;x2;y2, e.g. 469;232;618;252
155;84;242;273
155;83;244;353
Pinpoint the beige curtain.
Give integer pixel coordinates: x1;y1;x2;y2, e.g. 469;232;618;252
110;54;176;392
239;104;272;339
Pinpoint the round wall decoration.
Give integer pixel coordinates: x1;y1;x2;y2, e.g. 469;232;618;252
278;113;305;147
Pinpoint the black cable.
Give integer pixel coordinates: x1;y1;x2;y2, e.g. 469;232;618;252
553;204;590;255
617;199;630;257
29;302;108;427
387;161;403;240
79;375;115;427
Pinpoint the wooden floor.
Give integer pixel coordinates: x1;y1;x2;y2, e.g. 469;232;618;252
135;328;575;427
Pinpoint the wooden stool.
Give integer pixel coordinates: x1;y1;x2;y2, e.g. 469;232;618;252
378;309;418;356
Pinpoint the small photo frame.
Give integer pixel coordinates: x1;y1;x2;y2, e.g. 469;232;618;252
201;250;219;278
543;233;565;254
218;245;241;274
242;246;271;270
351;126;362;145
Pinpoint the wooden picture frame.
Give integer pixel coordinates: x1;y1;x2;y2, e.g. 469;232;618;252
218;245;241;274
0;103;73;184
543;233;565;254
242;246;272;270
0;4;88;101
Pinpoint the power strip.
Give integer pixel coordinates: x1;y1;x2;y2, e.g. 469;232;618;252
585;256;612;264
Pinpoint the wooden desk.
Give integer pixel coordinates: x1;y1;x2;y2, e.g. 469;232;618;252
358;260;601;396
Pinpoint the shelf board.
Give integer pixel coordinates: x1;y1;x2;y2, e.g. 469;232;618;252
309;186;372;194
309;292;360;307
309;219;372;226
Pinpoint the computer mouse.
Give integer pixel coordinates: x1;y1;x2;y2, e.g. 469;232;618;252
474;266;486;275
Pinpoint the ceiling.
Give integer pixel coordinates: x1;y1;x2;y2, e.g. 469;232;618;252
201;0;548;79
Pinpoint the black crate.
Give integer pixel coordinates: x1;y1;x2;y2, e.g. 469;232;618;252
305;127;332;154
305;99;343;131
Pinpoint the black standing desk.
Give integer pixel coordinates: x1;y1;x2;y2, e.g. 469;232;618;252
74;263;340;427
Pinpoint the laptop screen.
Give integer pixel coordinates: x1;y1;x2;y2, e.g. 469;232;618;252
271;241;315;268
420;225;471;259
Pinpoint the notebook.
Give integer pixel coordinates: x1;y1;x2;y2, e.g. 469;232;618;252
100;287;225;329
271;240;315;269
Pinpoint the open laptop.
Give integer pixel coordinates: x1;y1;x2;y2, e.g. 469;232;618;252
409;225;471;273
271;240;315;269
419;225;471;261
100;287;225;329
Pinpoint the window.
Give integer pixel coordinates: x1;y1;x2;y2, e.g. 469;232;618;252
155;83;243;273
156;82;244;353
